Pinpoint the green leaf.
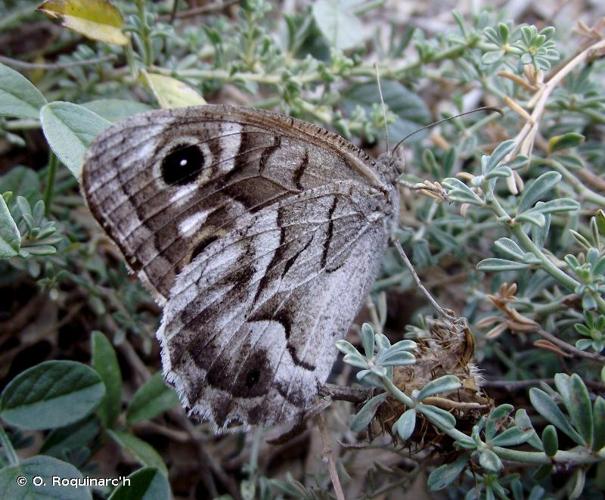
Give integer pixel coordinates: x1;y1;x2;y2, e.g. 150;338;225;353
0;166;40;203
108;467;171;500
92;331;122;428
343;80;430;142
40;101;111;178
490;427;533;447
567;374;593;447
0;361;105;430
486;404;514;440
594;397;605;451
478;448;503;472
517;171;561;213
394;409;416;441
417;404;456;431
142;72;206;109
0;196;20;258
0;63;47;119
483;140;515;173
427;455;468;490
494;238;527;260
108;430;167;475
126;373;178;425
350;393;387;432
529;388;584;445
526;198;580;216
442;178;485;206
40;415;100;459
416;375;461;401
82;99;152;122
312;0;365;50
38;0;128;45
548;133;584;153
541;425;558;457
477;258;530;271
0;455;91;499
515;211;546;227
360;323;375;358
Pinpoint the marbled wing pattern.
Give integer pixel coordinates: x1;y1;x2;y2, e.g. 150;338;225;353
82;104;399;428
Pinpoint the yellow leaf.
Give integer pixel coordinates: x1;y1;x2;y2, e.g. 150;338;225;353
143;72;206;109
38;0;128;46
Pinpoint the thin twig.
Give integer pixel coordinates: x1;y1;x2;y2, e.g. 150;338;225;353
505;37;605;161
161;0;239;19
392;239;452;319
318;414;346;500
0;54;116;70
536;327;605;363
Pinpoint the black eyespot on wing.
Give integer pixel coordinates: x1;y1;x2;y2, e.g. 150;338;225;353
161;144;205;186
245;367;260;388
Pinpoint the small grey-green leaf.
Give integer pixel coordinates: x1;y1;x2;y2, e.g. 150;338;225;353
417;404;456;431
442;178;485;206
484;140;516;173
83;99;152;123
126;372;179;425
416;375;461;401
517;171;561;213
312;0;365;50
568;374;593;447
0;360;105;430
494;238;526;260
490;426;533;447
108;430;167;475
593;397;605;451
92;331;122;428
108;467;171;500
350;393;387;432
0;455;90;500
40;102;111;178
0;63;47;119
477;258;530;271
394;409;416;440
361;323;375;358
427;455;468;491
478;448;503;472
541;425;558;457
0;196;20;258
529;388;584;445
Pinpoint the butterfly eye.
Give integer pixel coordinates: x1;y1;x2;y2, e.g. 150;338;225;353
161;144;205;186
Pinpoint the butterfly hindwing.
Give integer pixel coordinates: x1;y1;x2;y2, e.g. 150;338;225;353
82;104;399;428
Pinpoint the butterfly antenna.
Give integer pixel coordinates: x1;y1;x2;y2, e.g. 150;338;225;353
374;63;391;153
391;106;502;156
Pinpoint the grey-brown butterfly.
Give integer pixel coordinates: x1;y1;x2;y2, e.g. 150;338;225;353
82;104;400;430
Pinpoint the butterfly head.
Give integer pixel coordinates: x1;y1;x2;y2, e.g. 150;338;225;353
376;151;403;186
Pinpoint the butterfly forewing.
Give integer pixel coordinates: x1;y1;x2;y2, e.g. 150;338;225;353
82;104;399;428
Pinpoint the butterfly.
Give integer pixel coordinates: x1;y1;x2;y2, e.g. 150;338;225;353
82;104;401;429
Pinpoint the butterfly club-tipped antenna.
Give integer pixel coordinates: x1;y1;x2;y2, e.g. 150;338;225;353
391;106;503;158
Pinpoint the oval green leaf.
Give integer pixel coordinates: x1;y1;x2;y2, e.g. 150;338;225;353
92;331;122;428
40;102;111;178
312;0;365;50
126;372;178;425
108;467;171;500
38;0;128;45
0;360;105;430
0;455;91;499
0;195;20;258
108;431;167;476
0;63;47;119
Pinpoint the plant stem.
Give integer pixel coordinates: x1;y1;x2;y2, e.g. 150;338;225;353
43;153;58;217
